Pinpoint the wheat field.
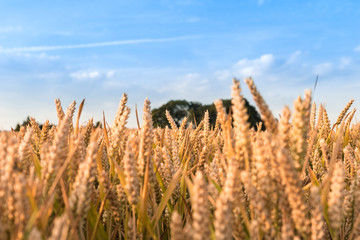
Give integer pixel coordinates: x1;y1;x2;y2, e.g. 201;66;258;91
0;77;359;240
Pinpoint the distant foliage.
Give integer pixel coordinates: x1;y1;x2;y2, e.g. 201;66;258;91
13;116;101;131
13;117;51;131
151;98;265;130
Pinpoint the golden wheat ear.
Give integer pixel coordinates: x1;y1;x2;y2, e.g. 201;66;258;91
334;99;354;127
244;77;278;134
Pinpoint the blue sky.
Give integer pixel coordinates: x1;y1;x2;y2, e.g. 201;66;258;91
0;0;360;129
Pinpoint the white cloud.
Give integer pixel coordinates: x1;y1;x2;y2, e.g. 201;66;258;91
0;26;22;33
0;36;196;53
233;54;274;78
89;72;100;78
103;80;125;88
155;72;211;101
175;73;204;93
182;73;208;85
222;52;360;125
38;53;60;60
186;17;200;23
286;50;301;64
176;0;200;5
258;0;265;6
71;69;127;82
313;62;333;75
339;57;351;68
1;49;359;131
179;73;209;91
52;31;73;36
70;71;101;81
106;70;116;78
355;45;360;52
4;52;60;60
215;70;231;81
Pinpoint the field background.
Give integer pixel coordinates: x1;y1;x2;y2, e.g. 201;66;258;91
1;78;360;239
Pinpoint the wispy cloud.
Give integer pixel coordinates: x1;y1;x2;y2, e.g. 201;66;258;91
313;62;333;75
0;26;22;33
0;36;196;53
14;52;60;60
215;70;231;81
339;57;351;68
286;50;302;64
355;45;360;52
70;69;117;82
106;70;116;78
70;70;101;81
258;0;265;6
186;17;200;23
156;72;211;101
233;54;274;78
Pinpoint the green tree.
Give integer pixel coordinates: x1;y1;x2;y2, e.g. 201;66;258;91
13;116;32;131
151;99;264;130
151;100;191;128
13;117;54;131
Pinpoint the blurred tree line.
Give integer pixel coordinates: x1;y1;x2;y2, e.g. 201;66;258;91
14;98;264;131
151;99;265;130
13;117;101;131
13;117;50;131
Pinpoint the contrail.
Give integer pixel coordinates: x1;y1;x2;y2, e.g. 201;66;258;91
0;36;195;53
